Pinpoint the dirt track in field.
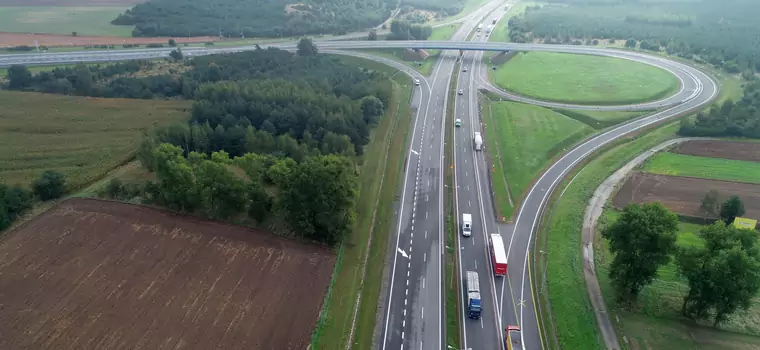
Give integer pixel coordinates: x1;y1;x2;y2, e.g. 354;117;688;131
671;140;760;163
0;198;335;350
0;32;220;47
612;172;760;219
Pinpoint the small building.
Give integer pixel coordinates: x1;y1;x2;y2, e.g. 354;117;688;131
733;217;757;230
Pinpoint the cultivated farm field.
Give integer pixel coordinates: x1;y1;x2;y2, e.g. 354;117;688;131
0;90;190;189
0;198;336;349
612;172;760;218
672;139;760;162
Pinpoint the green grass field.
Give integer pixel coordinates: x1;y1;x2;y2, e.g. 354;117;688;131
482;99;594;220
0;90;190;190
0;6;133;36
309;55;413;349
492;51;681;105
597;209;760;346
554;109;652;129
643;152;760;184
537;122;680;349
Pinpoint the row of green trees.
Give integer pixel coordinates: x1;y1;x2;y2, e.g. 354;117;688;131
387;20;433;41
508;0;760;73
603;199;758;326
110;0;397;38
0;171;66;231
115;144;357;245
679;79;760;138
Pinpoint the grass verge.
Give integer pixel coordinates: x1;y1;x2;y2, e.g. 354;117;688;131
491;51;681;106
0;90;189;190
535;122;681;349
310;55;414;349
642;152;760;184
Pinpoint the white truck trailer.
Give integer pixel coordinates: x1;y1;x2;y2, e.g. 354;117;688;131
474;132;483;151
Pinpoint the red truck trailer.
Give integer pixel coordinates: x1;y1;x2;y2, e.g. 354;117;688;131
489;233;507;276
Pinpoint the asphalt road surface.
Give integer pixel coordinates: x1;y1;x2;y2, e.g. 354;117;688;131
378;2;507;350
0;21;720;350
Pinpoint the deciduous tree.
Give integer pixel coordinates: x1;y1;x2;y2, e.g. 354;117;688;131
677;222;760;326
720;195;745;225
699;189;720;218
601;202;679;304
32;171;66;201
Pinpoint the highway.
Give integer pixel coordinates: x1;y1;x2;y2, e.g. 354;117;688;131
0;19;720;350
378;2;508;350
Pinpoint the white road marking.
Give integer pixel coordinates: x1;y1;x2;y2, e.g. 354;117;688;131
411;149;419;156
422;277;426;288
421;308;424;320
475;260;478;269
424;253;427;262
426;212;428;219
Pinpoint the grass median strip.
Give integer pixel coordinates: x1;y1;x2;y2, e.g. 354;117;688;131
445;64;462;350
642;152;760;184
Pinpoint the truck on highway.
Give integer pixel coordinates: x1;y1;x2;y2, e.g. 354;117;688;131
492;18;497;24
486;25;493;34
477;24;483;32
505;325;522;350
473;132;483;151
490;233;507;276
462;213;472;237
466;271;482;319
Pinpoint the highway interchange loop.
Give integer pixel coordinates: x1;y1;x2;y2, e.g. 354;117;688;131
0;3;719;348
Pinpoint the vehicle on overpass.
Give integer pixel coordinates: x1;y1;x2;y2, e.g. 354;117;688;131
462;213;472;236
505;325;522;350
455;118;462;127
473;132;483;151
489;233;507;276
466;271;482;319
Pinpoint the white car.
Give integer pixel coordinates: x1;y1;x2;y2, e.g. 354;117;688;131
455;118;462;127
458;89;463;95
463;67;468;72
414;79;420;86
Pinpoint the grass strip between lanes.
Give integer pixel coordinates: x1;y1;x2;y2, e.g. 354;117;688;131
445;61;463;350
642;152;760;184
534;122;681;349
311;55;413;349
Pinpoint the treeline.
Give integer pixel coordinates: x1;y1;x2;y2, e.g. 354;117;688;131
604;200;760;326
111;0;396;38
401;0;464;16
108;143;357;245
679;79;760;138
1;171;67;231
387;20;433;41
507;0;760;73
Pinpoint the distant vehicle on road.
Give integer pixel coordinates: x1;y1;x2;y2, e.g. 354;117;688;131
505;325;522;350
455;118;462;127
473;132;483;151
492;18;497;24
477;24;483;32
486;24;493;33
458;89;464;95
463;67;467;72
462;213;472;236
490;233;507;276
466;271;482;319
414;79;420;86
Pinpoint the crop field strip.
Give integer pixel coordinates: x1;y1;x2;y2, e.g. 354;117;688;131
643;152;760;184
0;90;190;189
613;172;760;219
0;198;336;350
672;139;760;162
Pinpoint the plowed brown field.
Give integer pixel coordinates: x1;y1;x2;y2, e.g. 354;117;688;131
672;140;760;162
612;172;760;218
0;32;219;47
0;198;335;350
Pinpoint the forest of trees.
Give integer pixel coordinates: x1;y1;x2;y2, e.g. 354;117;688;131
679;79;760;138
119;144;356;245
507;0;760;73
1;171;66;231
387;19;433;40
110;0;396;38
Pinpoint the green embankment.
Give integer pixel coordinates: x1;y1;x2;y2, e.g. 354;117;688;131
643;152;760;184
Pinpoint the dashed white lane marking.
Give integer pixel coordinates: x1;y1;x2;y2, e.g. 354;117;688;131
424;252;427;262
475;260;478;269
426;212;428;219
425;230;428;239
468;200;471;207
423;277;426;288
421;307;424;320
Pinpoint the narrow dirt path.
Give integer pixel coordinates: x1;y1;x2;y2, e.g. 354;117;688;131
582;137;709;349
